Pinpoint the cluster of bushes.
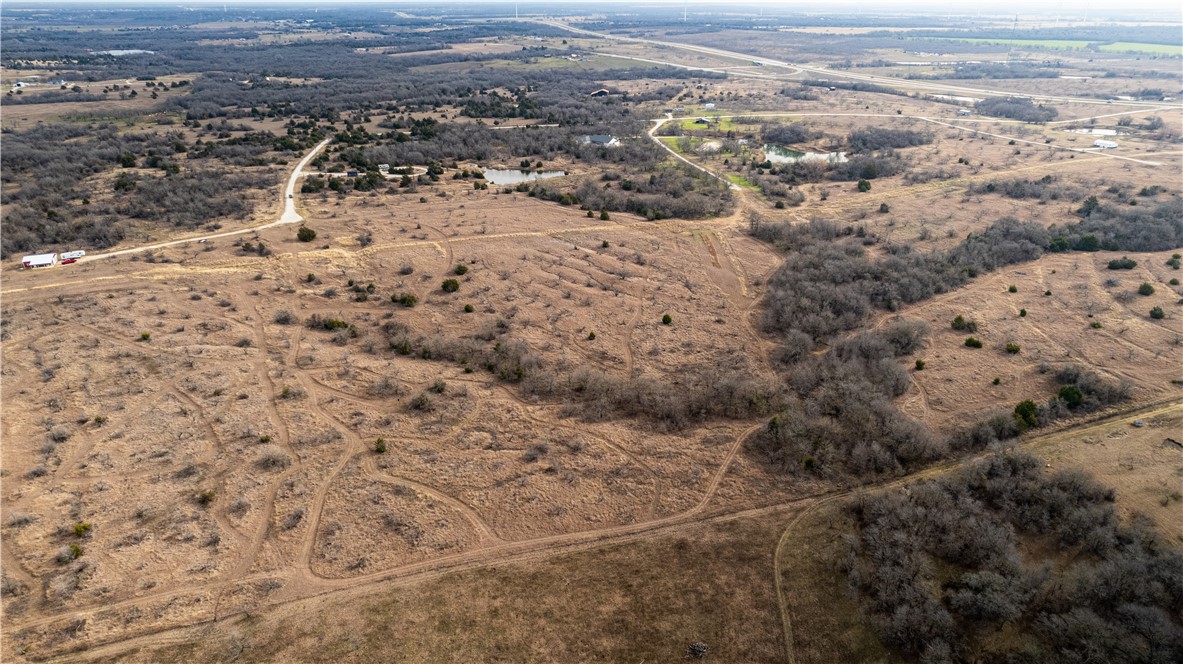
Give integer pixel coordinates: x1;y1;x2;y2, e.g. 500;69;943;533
749;320;947;476
972;174;1075;201
845;452;1183;663
1049;199;1183;253
754;217;1046;340
0;121;274;256
761;122;814;146
375;321;778;430
569;165;732;220
909;61;1061;80
953;365;1129;449
846;127;931;152
975;96;1059;122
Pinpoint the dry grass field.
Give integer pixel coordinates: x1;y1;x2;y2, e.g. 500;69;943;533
2;18;1181;662
1;181;790;660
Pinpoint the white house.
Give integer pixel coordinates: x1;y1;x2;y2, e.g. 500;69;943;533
703;103;716;110
22;253;58;268
1094;139;1119;149
957;109;973;116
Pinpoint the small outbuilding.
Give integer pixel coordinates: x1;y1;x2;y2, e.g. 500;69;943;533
22;253;58;268
957;108;973;116
703;103;716;110
1094;139;1119;149
589;88;610;97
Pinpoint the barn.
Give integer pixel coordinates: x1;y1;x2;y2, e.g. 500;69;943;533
22;253;58;268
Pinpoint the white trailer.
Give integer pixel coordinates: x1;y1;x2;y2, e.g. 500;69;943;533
21;253;58;268
61;250;86;260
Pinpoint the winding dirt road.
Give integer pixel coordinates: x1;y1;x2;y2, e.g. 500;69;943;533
69;137;332;264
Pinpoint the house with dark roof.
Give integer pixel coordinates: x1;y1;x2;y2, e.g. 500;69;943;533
584;134;620;147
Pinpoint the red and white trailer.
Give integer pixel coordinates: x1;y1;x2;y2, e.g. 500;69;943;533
21;253;58;268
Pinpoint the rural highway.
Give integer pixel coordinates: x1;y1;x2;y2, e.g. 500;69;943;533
68;137;332;263
527;18;1183;110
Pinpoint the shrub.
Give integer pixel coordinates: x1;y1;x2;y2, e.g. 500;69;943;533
429;379;446;394
1107;256;1137;270
1170;278;1180;286
306;314;348;330
1007;285;1017;293
1149;306;1165;319
454;264;469;276
662;313;672;325
588;331;596;340
374;438;387;454
256;446;291;470
1090;321;1103;329
297;226;317;242
857;178;871;192
395;293;417;307
274;309;296;325
441;278;460;293
57;543;83;563
399;265;415;275
1137;282;1155;296
915;359;925;370
965;336;983;348
600;210;610;220
1044;290;1052;296
1019;309;1027;317
1014;400;1039;429
196;489;216;506
73;522;92;538
1058;384;1084;408
1005;343;1021;354
993;377;1001;385
951;315;978;332
139;332;151;341
879;203;890;213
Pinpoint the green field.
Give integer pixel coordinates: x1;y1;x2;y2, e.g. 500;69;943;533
932;37;1093;50
1098;42;1182;56
724;173;758;189
931;37;1181;55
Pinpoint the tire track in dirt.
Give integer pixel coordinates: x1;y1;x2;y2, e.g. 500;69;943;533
291;376;392;575
26;399;1182;663
622;302;643;377
358;458;502;544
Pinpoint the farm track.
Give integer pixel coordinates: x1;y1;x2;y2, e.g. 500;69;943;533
22;397;1179;664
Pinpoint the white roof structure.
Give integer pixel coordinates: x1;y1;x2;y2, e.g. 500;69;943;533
1094;139;1119;149
22;253;57;266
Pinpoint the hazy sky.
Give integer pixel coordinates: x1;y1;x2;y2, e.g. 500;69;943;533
8;0;1182;19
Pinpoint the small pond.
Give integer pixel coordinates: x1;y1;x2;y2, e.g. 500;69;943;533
482;169;567;185
762;145;848;164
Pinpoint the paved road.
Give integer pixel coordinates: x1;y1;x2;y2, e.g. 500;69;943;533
528;19;1183;111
